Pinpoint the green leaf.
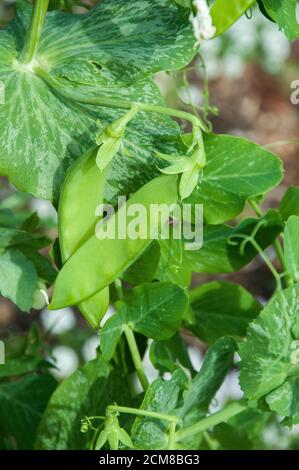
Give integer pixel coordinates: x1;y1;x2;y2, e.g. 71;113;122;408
188;281;261;344
0;208;29;228
212;407;269;450
19;246;57;285
284;216;299;283
175;337;237;449
266;377;299;426
0;227;50;251
0;356;51;379
261;0;299;40
156;225;192;289
279;187;299;221
177;337;236;423
79;287;110;330
0;374;57;449
35;355;132;450
101;282;188;358
173;0;192;7
124;282;188;340
0;248;38;311
132;369;187;450
150;333;194;374
239;284;299;402
40;0;195;85
122;242;161;286
185;210;283;273
186;134;283;224
212;423;253;450
0;0;194;200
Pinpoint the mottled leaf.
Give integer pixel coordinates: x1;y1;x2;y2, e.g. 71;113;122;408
261;0;299;40
284;215;299;283
266;377;299;425
239;284;299;402
0;0;194;200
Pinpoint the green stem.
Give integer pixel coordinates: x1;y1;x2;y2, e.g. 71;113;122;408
19;0;49;64
123;325;149;392
203;431;219;450
167;421;177;450
176;400;247;442
273;238;292;287
107;405;179;423
35;66;206;132
114;279;123;301
249;199;263;217
250;238;282;290
249;199;293;287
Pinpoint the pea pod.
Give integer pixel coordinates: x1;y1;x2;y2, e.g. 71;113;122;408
50;174;179;309
58;108;140;328
59;146;107;260
58;146;110;328
211;0;256;36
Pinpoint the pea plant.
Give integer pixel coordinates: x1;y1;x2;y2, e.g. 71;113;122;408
0;0;299;451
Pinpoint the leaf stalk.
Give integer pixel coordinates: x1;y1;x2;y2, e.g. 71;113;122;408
19;0;49;65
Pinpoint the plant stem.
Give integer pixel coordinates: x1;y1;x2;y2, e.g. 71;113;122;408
249;199;263;217
123;325;149;392
250;238;282;290
176;400;247;442
203;431;219;450
114;279;123;301
35;67;207;132
107;405;179;423
167;421;177;450
19;0;49;64
249;199;293;287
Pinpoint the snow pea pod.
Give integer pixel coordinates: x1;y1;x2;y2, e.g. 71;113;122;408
50;174;179;309
58;108;140;328
58;146;109;328
59;146;107;260
211;0;256;36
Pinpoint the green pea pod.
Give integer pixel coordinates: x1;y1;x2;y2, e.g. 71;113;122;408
50;174;178;309
60;107;137;327
59;147;107;260
58;146;109;328
211;0;256;36
78;288;110;330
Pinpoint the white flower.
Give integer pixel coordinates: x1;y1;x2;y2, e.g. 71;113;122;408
190;0;216;46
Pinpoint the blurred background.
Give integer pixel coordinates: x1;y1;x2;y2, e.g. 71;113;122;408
1;0;299;449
